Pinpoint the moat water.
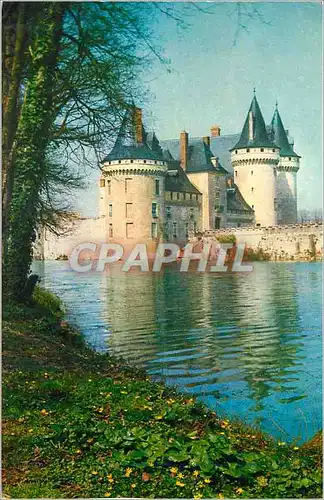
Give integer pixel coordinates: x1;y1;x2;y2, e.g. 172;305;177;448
33;261;322;443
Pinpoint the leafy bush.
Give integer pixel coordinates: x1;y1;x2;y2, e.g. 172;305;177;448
217;234;236;244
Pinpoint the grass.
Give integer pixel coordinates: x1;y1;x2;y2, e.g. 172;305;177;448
2;288;323;498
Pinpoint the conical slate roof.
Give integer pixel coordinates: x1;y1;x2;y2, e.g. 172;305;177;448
231;95;277;150
102;108;164;162
271;107;300;158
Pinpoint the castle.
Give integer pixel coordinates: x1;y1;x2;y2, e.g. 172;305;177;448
98;93;300;248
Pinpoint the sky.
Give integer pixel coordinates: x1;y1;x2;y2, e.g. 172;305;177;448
75;1;322;216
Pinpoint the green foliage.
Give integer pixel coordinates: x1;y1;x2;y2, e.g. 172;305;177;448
217;234;237;244
2;308;322;499
244;247;270;261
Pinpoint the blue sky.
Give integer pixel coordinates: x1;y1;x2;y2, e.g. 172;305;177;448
77;1;322;215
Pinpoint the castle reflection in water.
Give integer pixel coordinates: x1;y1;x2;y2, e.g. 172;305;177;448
34;260;322;443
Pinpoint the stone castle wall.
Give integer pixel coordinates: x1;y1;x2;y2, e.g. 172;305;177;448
199;223;323;261
34;217;323;262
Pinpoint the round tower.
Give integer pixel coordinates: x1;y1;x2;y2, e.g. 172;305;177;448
230;93;280;226
100;107;168;250
271;105;300;224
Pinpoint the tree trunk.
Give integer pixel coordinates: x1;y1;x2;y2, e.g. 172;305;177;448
3;3;66;302
2;3;27;255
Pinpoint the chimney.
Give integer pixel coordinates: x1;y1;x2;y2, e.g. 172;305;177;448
180;130;188;171
203;135;210;147
134;107;143;144
210;124;221;137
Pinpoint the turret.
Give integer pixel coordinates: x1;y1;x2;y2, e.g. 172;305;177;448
230;92;280;226
271;104;300;224
100;106;168;247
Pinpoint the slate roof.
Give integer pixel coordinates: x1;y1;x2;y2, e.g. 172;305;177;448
270;107;300;158
231;95;277;150
102;110;164;162
160;138;230;174
227;184;254;214
163;150;201;194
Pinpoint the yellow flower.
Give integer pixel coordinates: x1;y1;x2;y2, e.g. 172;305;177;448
194;494;203;499
251;435;256;439
76;449;82;454
125;467;132;477
236;487;244;494
256;476;268;487
155;415;163;420
28;429;33;433
193;470;200;477
88;379;92;382
204;478;211;484
104;493;111;497
121;391;128;394
278;441;286;446
177;472;184;479
91;470;98;475
176;480;185;487
293;446;299;450
131;483;136;488
170;467;178;474
40;409;48;416
107;474;113;480
218;493;224;499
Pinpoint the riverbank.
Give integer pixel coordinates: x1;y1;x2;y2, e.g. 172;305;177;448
3;289;322;498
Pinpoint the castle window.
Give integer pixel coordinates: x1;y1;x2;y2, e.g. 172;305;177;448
289;157;292;161
155;179;160;196
151;222;158;239
251;187;254;193
272;149;276;152
152;202;158;218
154;161;157;165
261;148;264;152
164;222;169;239
177;192;180;200
109;224;113;238
130;159;133;163
170;192;173;200
235;170;237;177
194;221;197;232
190;207;194;220
108;203;112;217
100;178;105;187
125;178;132;193
118;160;121;164
252;205;254;209
251;170;253;175
173;222;177;238
235;150;238;154
246;148;250;152
126;223;134;238
143;160;147;164
107;180;111;195
166;206;172;217
185;222;189;238
126;203;133;218
190;194;193;200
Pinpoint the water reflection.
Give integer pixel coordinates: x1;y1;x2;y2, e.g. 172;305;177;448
33;261;322;442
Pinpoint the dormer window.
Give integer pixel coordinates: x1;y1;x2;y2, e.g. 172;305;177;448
246;148;250;153
177;192;180;200
272;149;276;152
118;160;121;164
143;160;147;164
261;148;264;152
289;157;292;161
235;150;238;154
